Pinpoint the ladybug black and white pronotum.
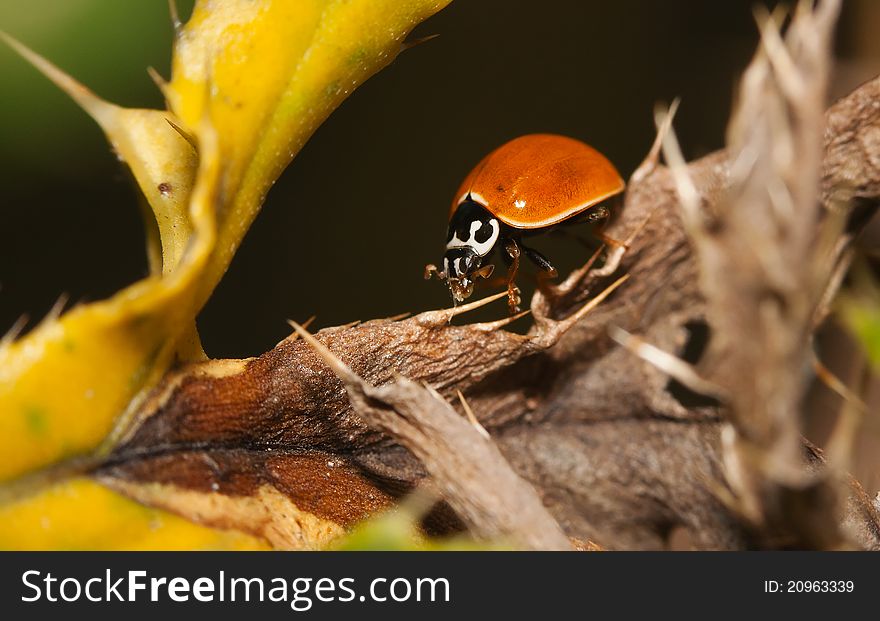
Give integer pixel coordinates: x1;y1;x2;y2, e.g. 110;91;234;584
425;134;625;312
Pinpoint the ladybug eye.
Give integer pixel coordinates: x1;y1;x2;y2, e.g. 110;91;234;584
451;257;462;277
460;256;472;275
461;253;481;276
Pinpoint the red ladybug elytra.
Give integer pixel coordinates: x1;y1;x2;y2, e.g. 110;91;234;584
425;134;625;312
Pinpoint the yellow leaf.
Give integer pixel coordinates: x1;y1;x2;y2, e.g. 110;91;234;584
1;33;198;275
0;95;221;482
166;0;453;315
0;0;450;492
0;479;268;550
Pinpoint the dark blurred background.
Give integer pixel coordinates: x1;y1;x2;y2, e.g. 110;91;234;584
1;1;878;499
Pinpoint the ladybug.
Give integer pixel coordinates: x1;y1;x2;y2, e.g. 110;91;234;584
425;134;625;312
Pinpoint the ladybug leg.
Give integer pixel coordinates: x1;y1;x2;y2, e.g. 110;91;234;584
502;238;522;314
519;242;558;279
590;204;629;251
521;243;559;300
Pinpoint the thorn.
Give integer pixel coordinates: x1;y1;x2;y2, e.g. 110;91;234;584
473;309;531;332
723;422;818;490
285;316;316;341
608;325;728;402
589;207;654;280
565;273;630;325
530;274;630;348
816;0;843;29
589;245;624;280
543;245;605;298
168;0;182;32
39;293;69;327
288;321;359;385
0;31;116;127
401;33;440;52
147;66;170;98
583;244;606;273
457;390;490;439
754;6;805;102
382;311;412;322
812;354;867;414
631;97;680;185
814;353;868;469
416;289;510;327
166;118;198;151
1;315;29;348
655;103;702;232
421;382;446;402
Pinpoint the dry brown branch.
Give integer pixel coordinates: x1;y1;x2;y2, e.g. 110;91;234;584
85;2;880;550
661;0;849;549
287;321;573;550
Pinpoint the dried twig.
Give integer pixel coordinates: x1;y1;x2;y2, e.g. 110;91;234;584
662;0;848;548
289;321;573;550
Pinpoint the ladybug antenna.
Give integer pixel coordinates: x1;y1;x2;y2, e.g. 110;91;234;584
424;263;446;281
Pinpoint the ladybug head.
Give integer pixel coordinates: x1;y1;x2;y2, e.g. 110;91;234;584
443;247;479;302
435;199;501;302
442;247;495;302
